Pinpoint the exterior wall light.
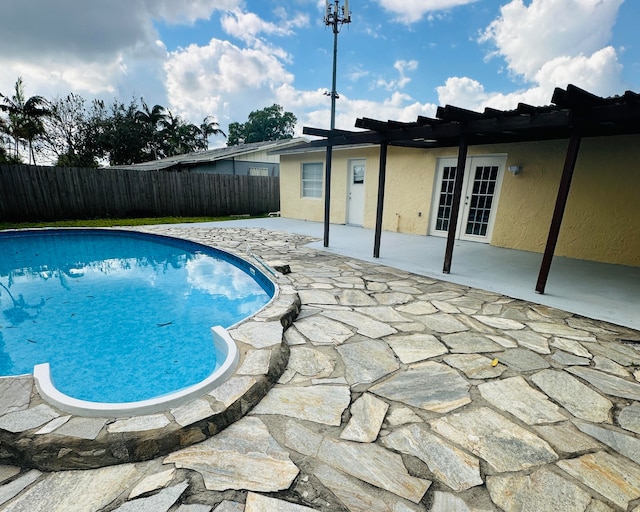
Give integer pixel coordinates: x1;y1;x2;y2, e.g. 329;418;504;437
508;165;523;175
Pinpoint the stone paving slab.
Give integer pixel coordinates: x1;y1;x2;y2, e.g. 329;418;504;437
531;369;613;423
557;451;640;509
336;338;400;386
339;393;388;442
370;362;471;413
164;417;299;492
383;423;483;492
430;407;558;473
0;377;32;416
316;438;431;503
2;225;640;512
486;468;594;512
478;376;566;425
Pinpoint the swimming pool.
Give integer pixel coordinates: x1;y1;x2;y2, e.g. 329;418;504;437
0;229;274;414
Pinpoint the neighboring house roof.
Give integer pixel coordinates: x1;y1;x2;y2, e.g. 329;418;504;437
270;141;375;156
108;138;308;171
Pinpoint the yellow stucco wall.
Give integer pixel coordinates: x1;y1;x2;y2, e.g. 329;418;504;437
561;136;640;265
280;146;380;224
280;145;442;234
377;147;435;234
491;136;640;266
280;135;640;266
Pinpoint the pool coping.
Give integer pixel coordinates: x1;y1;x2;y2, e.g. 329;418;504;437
0;229;300;471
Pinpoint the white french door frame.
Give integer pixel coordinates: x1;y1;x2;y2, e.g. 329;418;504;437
429;155;506;243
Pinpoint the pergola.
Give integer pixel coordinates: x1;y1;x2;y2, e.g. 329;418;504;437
301;84;640;294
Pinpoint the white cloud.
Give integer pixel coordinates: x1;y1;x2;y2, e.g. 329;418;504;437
434;0;627;113
437;77;551;112
436;77;488;109
346;92;437;123
0;0;244;103
347;67;371;82
299;91;437;133
221;9;309;44
481;0;623;81
437;44;624;113
164;38;295;127
0;1;167;101
534;46;623;97
375;59;419;90
151;0;241;24
376;0;479;24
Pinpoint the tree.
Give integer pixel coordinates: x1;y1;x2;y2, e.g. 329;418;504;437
198;116;226;150
98;98;151;165
135;100;167;160
0;77;226;166
0;77;51;164
0;118;18;163
227;104;296;146
157;112;222;157
157;112;191;157
41;93;105;167
0;132;15;163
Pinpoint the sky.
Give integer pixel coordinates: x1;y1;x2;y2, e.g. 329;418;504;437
1;0;638;148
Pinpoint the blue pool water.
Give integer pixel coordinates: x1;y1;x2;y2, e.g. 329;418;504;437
0;229;273;403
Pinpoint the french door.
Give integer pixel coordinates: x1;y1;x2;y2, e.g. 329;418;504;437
430;156;506;242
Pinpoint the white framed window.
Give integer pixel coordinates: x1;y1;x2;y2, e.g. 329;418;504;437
301;162;323;198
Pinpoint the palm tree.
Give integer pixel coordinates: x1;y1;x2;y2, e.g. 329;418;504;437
197;116;226;150
157;112;195;156
135;100;167;159
0;77;51;164
135;100;167;129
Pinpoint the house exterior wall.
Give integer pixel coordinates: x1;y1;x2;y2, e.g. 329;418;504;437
188;160;279;176
378;146;435;234
279;134;640;266
490;135;640;266
280;146;379;224
562;136;640;266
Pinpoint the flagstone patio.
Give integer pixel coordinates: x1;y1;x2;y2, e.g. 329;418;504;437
1;225;640;511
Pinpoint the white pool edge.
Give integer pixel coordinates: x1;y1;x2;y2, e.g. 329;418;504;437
33;325;240;418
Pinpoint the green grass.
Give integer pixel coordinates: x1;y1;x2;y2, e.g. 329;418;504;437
0;216;262;230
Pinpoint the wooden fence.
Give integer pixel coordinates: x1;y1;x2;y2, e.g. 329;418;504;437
0;164;280;221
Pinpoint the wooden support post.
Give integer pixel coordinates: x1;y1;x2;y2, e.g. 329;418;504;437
535;127;582;293
323;144;332;247
443;133;468;273
373;141;388;258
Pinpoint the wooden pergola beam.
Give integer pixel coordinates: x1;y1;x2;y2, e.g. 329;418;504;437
323;144;333;247
443;133;469;274
535;127;583;293
373;141;388;258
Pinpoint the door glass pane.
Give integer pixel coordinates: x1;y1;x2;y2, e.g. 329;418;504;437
465;165;499;236
435;166;457;231
353;164;365;184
